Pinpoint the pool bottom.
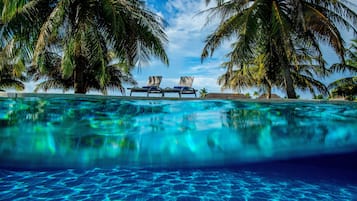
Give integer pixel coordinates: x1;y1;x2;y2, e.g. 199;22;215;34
1;158;357;201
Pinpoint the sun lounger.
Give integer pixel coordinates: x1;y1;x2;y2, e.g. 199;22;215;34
129;76;164;97
163;76;197;98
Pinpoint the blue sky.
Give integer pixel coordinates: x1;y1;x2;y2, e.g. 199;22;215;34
26;0;357;98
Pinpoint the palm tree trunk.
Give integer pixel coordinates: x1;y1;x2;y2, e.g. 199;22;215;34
74;71;86;94
266;83;272;99
282;67;297;99
74;56;86;94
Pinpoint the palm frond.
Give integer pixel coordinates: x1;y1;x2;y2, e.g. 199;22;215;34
0;79;25;91
328;76;357;89
33;0;68;65
330;63;357;73
34;79;72;92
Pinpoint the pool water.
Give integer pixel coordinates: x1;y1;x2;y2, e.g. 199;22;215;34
0;95;357;200
1;164;357;200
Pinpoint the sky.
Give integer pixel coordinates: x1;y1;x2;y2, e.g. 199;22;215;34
130;0;228;96
26;0;357;98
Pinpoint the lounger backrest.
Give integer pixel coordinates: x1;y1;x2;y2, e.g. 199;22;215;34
147;76;162;87
179;76;194;87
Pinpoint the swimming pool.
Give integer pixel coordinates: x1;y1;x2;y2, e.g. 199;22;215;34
0;94;356;200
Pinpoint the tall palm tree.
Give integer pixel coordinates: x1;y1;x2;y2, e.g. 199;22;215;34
202;0;357;98
1;0;169;94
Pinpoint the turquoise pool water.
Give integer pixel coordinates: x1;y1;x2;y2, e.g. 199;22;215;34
0;95;357;200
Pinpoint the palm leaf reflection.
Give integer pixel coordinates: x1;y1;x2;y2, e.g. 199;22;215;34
221;102;339;152
70;134;137;151
2;98;49;126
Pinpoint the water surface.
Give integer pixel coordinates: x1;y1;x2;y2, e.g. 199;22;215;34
0;95;356;169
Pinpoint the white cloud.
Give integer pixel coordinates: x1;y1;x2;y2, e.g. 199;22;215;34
164;0;217;57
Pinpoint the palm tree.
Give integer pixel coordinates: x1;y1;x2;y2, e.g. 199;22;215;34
28;50;137;95
218;54;274;98
0;64;26;92
0;41;26;91
1;0;169;94
1;0;35;92
219;46;330;99
202;0;357;98
329;39;357;100
199;88;208;98
329;78;357;100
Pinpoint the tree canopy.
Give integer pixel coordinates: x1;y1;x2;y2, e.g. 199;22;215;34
202;0;357;98
1;0;168;94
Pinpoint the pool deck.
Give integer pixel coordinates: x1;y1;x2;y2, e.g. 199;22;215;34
0;92;354;103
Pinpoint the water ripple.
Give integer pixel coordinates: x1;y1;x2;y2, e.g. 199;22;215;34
1;166;356;201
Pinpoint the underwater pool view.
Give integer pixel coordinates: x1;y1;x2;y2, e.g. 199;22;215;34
0;94;357;200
